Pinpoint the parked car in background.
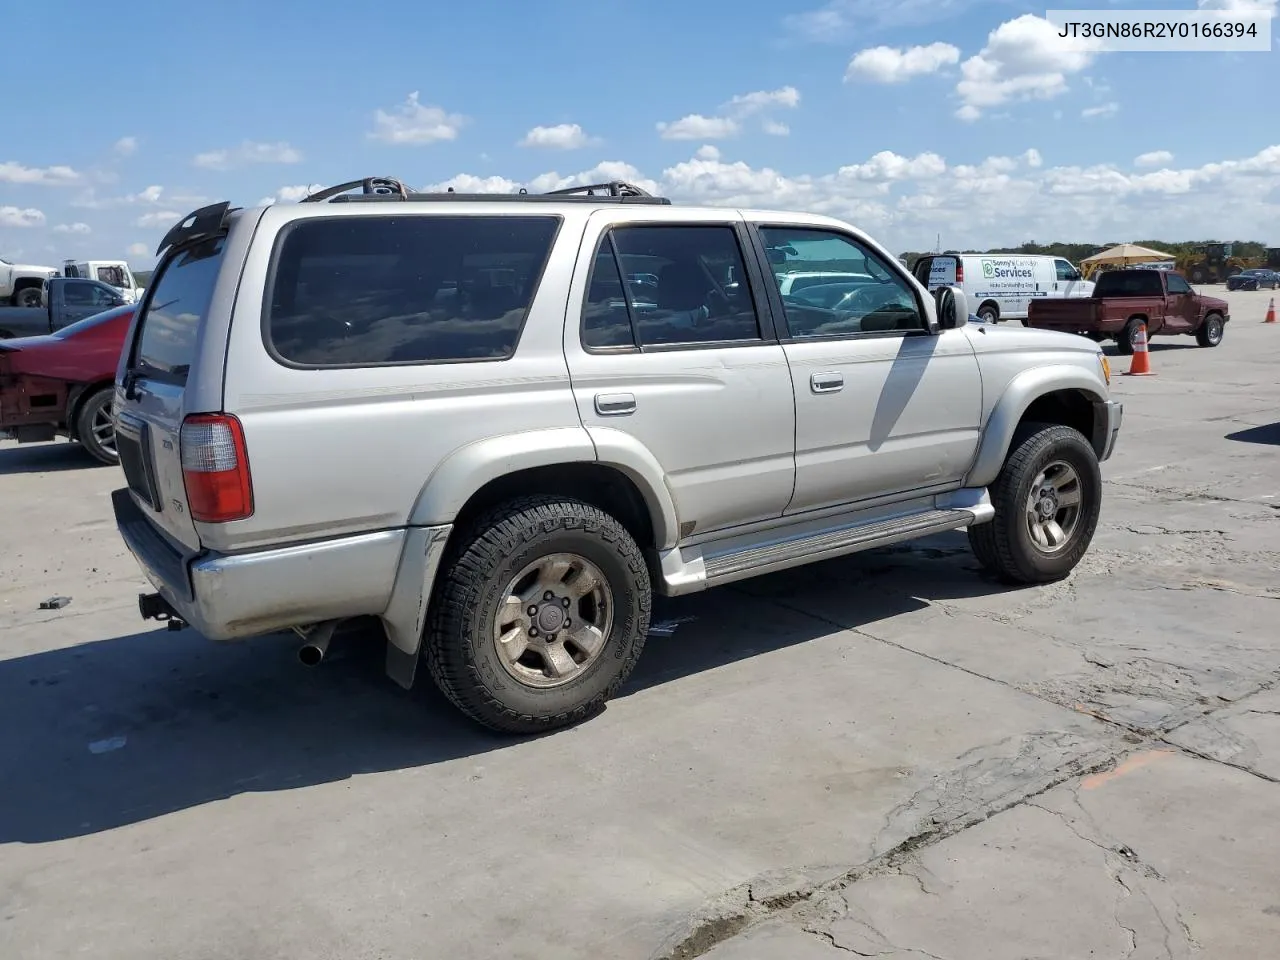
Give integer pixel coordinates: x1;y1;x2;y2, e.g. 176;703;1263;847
1225;268;1279;291
0;276;129;339
1026;268;1229;354
0;256;59;307
61;259;146;302
110;178;1121;735
912;253;1094;324
0;303;133;463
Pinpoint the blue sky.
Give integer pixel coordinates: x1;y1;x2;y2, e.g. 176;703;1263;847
2;0;1276;269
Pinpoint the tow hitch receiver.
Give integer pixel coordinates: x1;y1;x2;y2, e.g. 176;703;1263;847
139;592;188;631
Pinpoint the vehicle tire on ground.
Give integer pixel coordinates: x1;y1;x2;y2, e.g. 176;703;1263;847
977;303;999;324
1189;267;1206;285
424;496;652;734
1195;312;1224;348
75;386;119;465
1115;317;1143;355
967;422;1102;584
14;287;42;308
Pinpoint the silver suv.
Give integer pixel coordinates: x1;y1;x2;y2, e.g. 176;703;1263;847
111;177;1123;733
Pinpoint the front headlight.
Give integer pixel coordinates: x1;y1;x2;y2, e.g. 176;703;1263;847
1099;352;1111;386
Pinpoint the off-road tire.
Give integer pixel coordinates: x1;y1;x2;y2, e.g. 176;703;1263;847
1195;312;1224;348
14;287;42;308
424;496;651;735
74;386;118;465
1115;317;1143;356
967;422;1102;584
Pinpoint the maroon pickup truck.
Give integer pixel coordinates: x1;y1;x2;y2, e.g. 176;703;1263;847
1026;269;1229;355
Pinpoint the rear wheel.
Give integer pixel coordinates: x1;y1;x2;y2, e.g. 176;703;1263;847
1195;312;1224;348
14;287;41;308
1189;267;1206;285
968;423;1102;584
424;496;651;734
1115;317;1143;355
75;387;118;465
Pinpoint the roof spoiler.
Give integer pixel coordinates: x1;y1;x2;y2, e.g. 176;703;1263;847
155;201;238;257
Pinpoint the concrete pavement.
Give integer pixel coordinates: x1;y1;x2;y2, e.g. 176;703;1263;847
2;288;1277;960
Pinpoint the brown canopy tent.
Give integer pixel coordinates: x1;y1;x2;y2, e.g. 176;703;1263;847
1080;243;1176;279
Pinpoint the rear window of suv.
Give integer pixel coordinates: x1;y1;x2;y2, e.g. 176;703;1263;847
133;236;226;382
265;215;561;367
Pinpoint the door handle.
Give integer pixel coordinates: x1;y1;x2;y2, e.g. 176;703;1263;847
810;372;844;394
594;392;636;416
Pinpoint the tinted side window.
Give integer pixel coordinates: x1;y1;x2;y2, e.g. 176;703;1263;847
62;281;95;306
760;227;923;338
267;215;560;366
582;240;636;349
601;225;761;348
134;236;226;381
1166;273;1192;294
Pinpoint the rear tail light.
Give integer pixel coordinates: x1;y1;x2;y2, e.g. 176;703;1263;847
180;413;253;523
955;260;964;283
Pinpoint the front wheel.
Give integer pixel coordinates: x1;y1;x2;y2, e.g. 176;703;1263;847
968;423;1102;584
75;387;119;465
1195;313;1224;348
977;304;999;324
424;497;651;734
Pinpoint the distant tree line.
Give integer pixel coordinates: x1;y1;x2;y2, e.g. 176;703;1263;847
899;240;1272;271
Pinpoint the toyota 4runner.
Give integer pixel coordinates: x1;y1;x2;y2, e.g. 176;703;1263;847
111;177;1123;734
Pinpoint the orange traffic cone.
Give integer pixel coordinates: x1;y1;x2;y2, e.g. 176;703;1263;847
1124;322;1155;376
1265;298;1276;324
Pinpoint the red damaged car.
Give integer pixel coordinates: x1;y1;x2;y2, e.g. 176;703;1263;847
0;304;134;465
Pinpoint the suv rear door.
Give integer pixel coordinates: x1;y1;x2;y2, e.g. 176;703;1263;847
114;233;234;553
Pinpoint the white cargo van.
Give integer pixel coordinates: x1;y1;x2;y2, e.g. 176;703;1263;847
912;254;1094;324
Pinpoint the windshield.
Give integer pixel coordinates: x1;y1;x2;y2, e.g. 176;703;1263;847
131;236;225;382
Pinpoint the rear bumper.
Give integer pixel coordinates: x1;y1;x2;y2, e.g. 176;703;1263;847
1092;399;1124;462
113;488;429;641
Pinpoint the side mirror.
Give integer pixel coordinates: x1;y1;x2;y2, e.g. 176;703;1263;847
934;286;969;331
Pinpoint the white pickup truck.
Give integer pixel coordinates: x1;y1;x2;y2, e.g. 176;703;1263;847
0;257;59;307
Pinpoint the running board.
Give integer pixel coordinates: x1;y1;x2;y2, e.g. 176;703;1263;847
659;506;987;596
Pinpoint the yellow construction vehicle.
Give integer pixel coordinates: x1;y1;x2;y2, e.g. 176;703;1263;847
1177;243;1263;284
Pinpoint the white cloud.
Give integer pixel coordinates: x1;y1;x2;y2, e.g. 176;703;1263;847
1134;150;1174;167
726;86;802;115
127;242;149;257
53;222;92;234
519;123;599;150
0;206;46;227
657;114;740;141
1082;102;1119;119
193;141;302;170
658;86;800;141
846;43;961;83
113;137;138;157
368;92;466;145
0;161;81;186
423;141;1280;255
955;14;1100;120
1198;0;1276;14
258;184;324;205
840;150;947;181
135;210;181;228
784;0;995;40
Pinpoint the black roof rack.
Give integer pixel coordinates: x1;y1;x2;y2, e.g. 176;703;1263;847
296;176;671;206
155;201;239;257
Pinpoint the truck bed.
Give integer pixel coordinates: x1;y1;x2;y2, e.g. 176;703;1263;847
1026;296;1162;334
